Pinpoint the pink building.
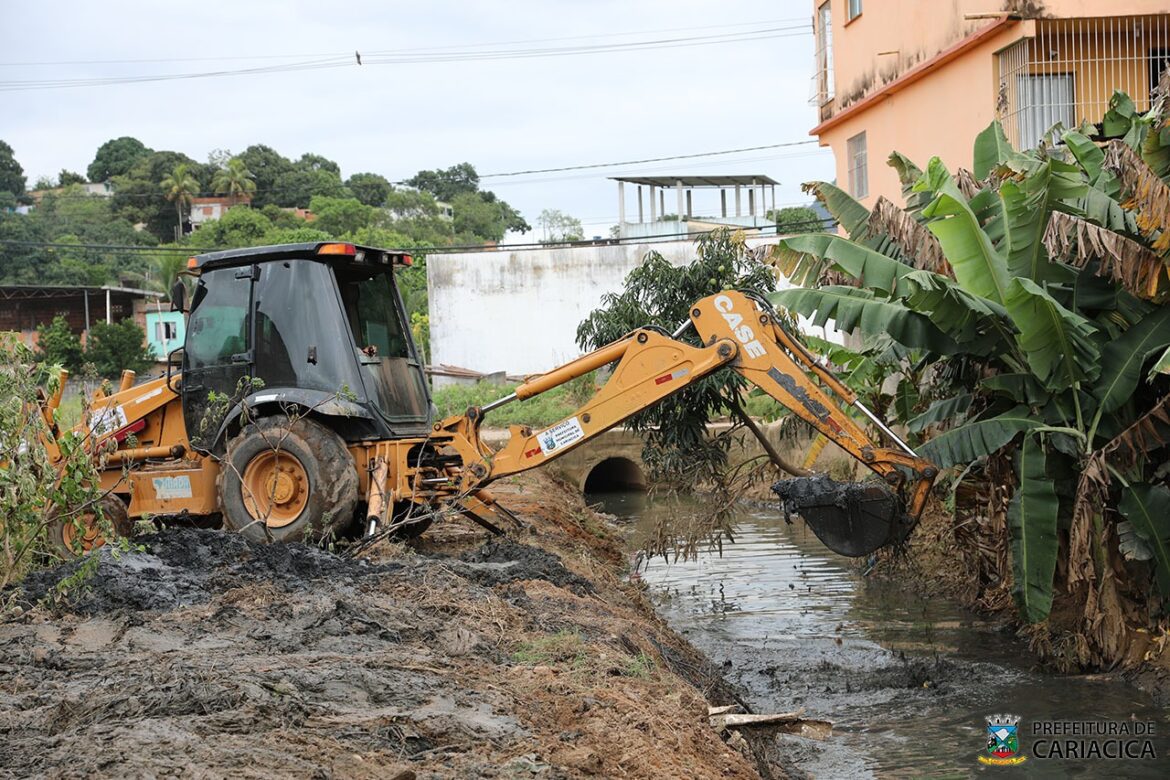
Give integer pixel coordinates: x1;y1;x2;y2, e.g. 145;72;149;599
811;0;1170;206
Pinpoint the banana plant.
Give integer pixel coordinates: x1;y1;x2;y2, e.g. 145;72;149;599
766;88;1170;653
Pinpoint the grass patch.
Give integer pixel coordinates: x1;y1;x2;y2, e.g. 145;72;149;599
620;652;656;679
512;630;589;667
433;373;596;429
55;395;84;429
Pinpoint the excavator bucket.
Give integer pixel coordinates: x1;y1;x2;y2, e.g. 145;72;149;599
772;476;916;557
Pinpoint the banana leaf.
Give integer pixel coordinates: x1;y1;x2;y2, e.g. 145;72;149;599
919;406;1044;468
907;393;973;433
1118;484;1170;597
802;181;870;240
979;373;1051;406
1094;307;1170;413
1004;277;1101;390
904;270;1014;350
1008;433;1059;623
973;121;1030;179
1000;160;1087;282
1063;129;1107;186
768;287;958;356
920;158;1013;304
1149;344;1170;379
893;377;919;425
773;234;918;297
888;151;934;218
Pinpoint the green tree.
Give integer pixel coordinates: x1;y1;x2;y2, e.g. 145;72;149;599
406;162;479;203
83;320;155;375
237;144;294;208
577;229;776;492
260;203;307;228
211;157;257;202
308;195;378;237
538;208;584;242
383;188;455;244
198;206;273;248
768;205;828;234
261;226;332;245
87;136;151;182
57;170;86;187
272;163;347;207
345;172;392;207
35;316;83;371
451;191;529;243
0;185;156;286
0;140;26;197
160;163;200;237
111;150;201;241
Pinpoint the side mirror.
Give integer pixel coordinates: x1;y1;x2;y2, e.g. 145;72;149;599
170;280;186;313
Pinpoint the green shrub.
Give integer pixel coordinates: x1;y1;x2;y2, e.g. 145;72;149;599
35;316;83;371
0;338;106;590
83;320;155;378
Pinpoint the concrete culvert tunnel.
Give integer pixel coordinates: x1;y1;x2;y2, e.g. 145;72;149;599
582;457;647;493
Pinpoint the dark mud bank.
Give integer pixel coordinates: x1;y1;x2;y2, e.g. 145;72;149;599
1;476;784;779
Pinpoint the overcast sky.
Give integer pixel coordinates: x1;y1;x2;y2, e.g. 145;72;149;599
2;0;835;238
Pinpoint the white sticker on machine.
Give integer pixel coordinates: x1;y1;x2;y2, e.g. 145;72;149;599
88;405;128;439
153;475;193;500
536;416;586;456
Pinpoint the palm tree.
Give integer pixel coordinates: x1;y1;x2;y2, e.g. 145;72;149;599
160;163;200;237
212;157;257;205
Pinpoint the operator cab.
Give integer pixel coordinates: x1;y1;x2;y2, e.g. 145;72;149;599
179;241;430;451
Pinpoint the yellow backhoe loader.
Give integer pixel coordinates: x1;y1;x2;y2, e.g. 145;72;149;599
36;241;938;558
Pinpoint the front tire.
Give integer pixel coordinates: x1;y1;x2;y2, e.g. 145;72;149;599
219;416;358;543
48;494;132;559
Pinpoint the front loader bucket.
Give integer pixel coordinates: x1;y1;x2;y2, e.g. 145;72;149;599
772;476;916;557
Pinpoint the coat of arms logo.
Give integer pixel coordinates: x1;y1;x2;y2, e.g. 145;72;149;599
979;714;1027;766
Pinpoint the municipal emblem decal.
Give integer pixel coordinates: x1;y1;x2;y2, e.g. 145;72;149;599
979;714;1027;766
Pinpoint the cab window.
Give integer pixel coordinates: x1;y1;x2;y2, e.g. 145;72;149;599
186;268;250;369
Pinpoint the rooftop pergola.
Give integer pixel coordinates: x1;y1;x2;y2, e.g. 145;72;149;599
611;174;780;230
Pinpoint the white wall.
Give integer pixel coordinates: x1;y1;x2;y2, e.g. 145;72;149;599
427;236;836;386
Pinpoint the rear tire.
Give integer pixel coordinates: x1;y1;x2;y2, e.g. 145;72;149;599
48;494;132;559
219;416;358;544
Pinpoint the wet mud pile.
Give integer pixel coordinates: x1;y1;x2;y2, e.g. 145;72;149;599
0;475;779;779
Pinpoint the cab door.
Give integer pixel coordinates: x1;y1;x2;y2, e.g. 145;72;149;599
181;265;256;451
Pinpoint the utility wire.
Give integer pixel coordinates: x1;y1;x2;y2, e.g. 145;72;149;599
0;17;812;67
0;217;837;256
479;140;818;178
0;26;810;91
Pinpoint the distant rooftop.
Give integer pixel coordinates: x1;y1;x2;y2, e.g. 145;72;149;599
610;174;780;188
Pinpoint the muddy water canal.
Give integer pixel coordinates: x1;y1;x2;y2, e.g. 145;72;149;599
591;491;1168;779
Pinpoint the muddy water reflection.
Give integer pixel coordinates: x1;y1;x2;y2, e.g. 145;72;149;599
593;492;1168;779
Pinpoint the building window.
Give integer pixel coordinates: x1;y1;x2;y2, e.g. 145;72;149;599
1017;73;1075;148
848;0;862;21
814;2;834;106
155;321;178;342
847;132;868;199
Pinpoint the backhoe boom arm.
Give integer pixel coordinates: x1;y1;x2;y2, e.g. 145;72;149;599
438;291;937;529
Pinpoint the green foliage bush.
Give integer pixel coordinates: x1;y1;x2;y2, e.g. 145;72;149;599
0;338;107;591
771;90;1170;666
85;320;156;376
35;316;83;370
